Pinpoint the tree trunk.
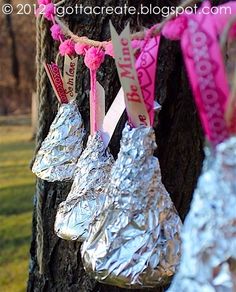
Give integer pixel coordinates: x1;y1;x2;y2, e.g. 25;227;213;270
27;1;207;291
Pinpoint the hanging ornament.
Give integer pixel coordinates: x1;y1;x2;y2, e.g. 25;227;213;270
81;22;182;289
32;62;85;181
54;131;114;241
54;49;126;241
54;83;126;241
168;2;236;291
81;124;182;289
168;137;236;292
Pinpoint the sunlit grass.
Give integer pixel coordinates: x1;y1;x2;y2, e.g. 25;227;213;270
0;117;35;292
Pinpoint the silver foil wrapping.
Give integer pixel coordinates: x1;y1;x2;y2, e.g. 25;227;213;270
32;101;85;181
54;132;114;241
81;124;182;289
168;136;236;292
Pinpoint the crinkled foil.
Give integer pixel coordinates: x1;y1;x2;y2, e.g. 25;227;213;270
81;124;182;289
32;101;85;182
168;136;236;292
54;132;114;241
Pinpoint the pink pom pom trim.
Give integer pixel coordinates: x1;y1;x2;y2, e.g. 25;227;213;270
84;47;105;70
50;24;64;41
59;39;75;56
37;0;51;5
162;15;187;41
75;38;89;55
43;3;55;21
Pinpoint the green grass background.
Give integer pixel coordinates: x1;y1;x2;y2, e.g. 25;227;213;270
0;116;35;292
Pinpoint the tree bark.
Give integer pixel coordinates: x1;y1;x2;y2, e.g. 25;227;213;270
28;1;207;291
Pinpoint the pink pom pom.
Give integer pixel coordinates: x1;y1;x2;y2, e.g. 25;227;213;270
162;15;187;40
37;0;51;5
50;24;64;41
84;47;105;70
43;3;55;21
104;42;114;58
75;40;89;55
59;39;75;56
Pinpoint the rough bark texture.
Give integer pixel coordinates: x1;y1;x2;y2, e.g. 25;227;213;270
27;0;211;291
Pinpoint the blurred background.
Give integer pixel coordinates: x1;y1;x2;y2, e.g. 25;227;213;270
1;1;236;291
0;1;36;291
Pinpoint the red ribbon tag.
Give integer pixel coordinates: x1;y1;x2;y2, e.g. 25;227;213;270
44;63;68;104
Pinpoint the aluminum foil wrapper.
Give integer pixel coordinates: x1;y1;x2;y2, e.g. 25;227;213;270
168;136;236;292
54;132;114;241
81;124;182;289
32;101;85;181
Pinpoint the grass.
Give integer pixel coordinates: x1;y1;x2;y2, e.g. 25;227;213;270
0;116;35;292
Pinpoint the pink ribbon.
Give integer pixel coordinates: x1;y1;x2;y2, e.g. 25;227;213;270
181;1;229;146
135;34;161;126
44;63;68;104
90;69;97;134
84;47;105;135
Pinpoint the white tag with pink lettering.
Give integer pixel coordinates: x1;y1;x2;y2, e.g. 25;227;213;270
63;55;78;101
181;1;229;146
110;22;150;128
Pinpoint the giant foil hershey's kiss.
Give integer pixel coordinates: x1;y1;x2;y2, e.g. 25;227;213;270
168;137;236;292
54;132;114;241
32;101;85;181
81;124;182;289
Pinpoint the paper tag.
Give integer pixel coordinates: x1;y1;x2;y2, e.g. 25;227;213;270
181;1;229;146
63;55;78;101
44;63;68;104
110;21;150;128
102;88;125;148
135;36;160;126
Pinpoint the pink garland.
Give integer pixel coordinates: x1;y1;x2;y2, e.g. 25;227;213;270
36;0;236;57
35;0;159;58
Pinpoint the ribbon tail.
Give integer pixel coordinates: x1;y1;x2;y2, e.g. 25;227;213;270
90;69;97;135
